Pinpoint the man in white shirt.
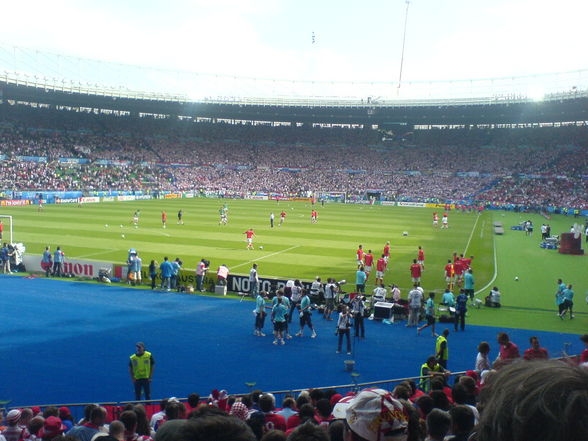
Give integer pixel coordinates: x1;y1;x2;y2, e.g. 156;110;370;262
407;284;423;327
249;263;259;297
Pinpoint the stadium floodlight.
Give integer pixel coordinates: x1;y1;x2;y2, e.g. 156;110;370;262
0;215;13;244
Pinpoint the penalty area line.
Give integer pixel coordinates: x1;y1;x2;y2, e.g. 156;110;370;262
231;245;300;271
463;213;480;256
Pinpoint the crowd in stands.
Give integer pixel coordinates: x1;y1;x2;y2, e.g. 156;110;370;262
1;105;588;208
2;348;587;441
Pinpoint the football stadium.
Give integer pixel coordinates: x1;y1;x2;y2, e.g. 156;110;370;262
1;2;588;441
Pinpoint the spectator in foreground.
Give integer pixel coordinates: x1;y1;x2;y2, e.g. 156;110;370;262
343;388;409;441
493;332;520;369
425;408;451;441
445;406;475;441
523;336;549;360
68;407;106;441
177;413;255;441
477;360;588;441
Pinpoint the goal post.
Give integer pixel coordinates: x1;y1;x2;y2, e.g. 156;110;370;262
0;215;13;244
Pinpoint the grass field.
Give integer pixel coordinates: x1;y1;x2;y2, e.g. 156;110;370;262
2;199;586;333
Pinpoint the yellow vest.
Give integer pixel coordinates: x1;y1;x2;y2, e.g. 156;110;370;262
130;351;152;379
436;335;448;361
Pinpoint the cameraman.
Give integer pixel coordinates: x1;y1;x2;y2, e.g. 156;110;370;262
323;278;338;320
351;294;366;338
336;305;352;354
196;258;209;292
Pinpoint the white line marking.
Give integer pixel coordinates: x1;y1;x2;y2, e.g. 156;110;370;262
231;245;300;270
463;214;481;255
475;228;498;296
74;249;117;259
480;221;485;239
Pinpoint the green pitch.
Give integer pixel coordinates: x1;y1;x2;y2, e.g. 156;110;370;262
2;199;586;333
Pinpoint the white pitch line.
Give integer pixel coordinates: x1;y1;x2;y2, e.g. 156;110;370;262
74;248;117;259
475;231;498;296
463;213;481;255
480;220;485;239
231;245;300;270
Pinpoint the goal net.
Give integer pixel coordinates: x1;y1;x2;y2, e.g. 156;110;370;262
0;215;13;244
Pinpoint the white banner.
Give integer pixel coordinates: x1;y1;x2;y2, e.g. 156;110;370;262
55;198;79;204
80;197;100;203
24;255;112;278
101;196;116;202
246;195;269;200
117;195;136;201
397;202;426;208
135;195;153;200
381;201;396;206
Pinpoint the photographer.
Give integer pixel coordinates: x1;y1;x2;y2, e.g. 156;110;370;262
196;258;209;292
351;294;366;338
323;278;338;320
336;305;352;354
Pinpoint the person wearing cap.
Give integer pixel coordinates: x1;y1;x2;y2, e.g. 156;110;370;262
38;416;67;441
58;407;74;432
2;410;24;441
129;342;155;401
343;388;409;441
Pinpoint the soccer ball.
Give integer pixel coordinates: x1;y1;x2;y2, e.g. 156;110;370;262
259;246;264;249
105;224;108;227
120;224;123;228
402;231;408;236
514;276;519;281
121;234;125;238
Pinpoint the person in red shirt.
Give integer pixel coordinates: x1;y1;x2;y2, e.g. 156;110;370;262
460;254;473;270
258;394;286;432
279;210;286;226
311;210;318;223
432;212;439;227
417;246;425;270
444;259;454;285
494;332;520;368
383;241;391;263
161;211;167;229
523;336;549;361
363;250;374;279
0;220;3;240
243;228;256;250
580;334;588;365
410;259;422;283
453;258;464;287
356;245;364;268
375;254;387;286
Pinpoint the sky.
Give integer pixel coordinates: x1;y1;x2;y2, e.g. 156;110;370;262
1;0;587;99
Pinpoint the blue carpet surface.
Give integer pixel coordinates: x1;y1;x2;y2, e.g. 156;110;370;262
0;275;581;407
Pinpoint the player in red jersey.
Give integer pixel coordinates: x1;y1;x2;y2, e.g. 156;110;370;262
432;212;439;227
356;245;365;268
444;259;454;286
244;228;256;250
161;211;167;229
375;254;387;286
383;241;391;263
417;246;425;270
453;257;464;287
279;210;286;226
363;250;374;279
311;210;318;223
410;259;422;283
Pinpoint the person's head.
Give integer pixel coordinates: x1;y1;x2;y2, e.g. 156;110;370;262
316;276;321;282
467;269;472;274
478;360;588;441
557;278;562;284
568;284;573;290
6;409;21;427
429;292;435;299
344;388;409;441
429;391;452;412
28;416;45;437
442;329;449;338
413;259;417;264
329;420;346;441
39;416;66;440
258;394;275;413
252;263;257;269
392;384;411;401
287;422;329;441
430;377;446;392
282;397;295;409
260;429;287;441
228;402;249;422
177;414;256;441
478;341;490;355
497;332;509;345
109;421;125;440
90;406;107;426
164;256;169;261
119;410;138;433
309;389;324;405
529;336;540;349
581;334;588;347
298;404;316;423
315;398;332;418
43;407;59;418
426;409;451;441
426;355;438;369
166;400;185;421
359;245;363;249
295;394;309;410
20;408;34;426
135;342;145;356
187;393;200;408
448;405;475;436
